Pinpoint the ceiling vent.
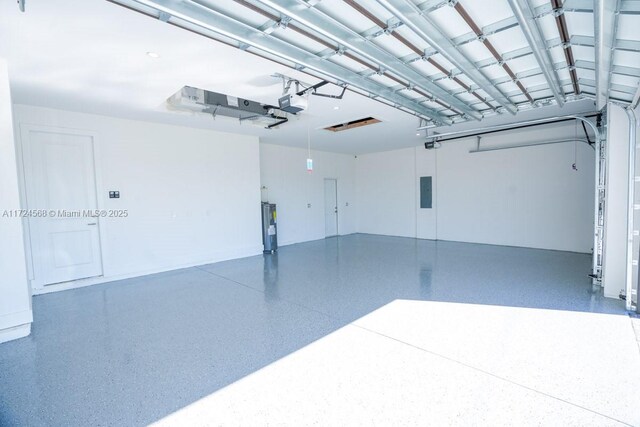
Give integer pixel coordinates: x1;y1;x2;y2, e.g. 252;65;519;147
324;117;381;132
167;86;289;129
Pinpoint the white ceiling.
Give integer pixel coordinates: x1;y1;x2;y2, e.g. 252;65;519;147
0;0;600;154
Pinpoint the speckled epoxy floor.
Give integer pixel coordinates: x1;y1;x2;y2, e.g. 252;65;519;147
0;234;636;426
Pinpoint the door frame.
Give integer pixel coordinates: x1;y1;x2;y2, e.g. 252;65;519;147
18;124;107;292
324;177;339;237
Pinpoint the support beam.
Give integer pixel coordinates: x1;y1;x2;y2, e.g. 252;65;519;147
551;0;580;95
453;1;533;104
376;0;517;114
594;0;621;110
507;0;564;106
110;0;449;123
254;0;482;119
342;0;494;111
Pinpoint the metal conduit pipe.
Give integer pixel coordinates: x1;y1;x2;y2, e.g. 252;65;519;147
420;115;598;139
625;108;637;311
419;114;603;279
468;138;592;153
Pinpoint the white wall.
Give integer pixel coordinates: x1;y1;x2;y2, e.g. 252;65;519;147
0;59;32;343
260;144;356;245
356;122;596;253
603;104;631;298
356;147;417;238
13;105;263;293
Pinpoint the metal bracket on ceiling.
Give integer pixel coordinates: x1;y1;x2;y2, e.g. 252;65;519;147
447;0;458;7
158;11;171;22
17;0;25;12
277;16;291;29
260;16;291;34
311;85;347;99
420;49;434;61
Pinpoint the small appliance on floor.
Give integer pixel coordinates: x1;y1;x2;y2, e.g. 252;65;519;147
261;202;277;253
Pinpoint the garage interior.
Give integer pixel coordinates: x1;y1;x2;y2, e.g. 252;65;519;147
1;0;640;425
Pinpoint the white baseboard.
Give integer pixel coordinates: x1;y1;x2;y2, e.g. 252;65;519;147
0;323;31;344
33;246;264;295
0;309;33;331
278;232;356;248
31;234;357;296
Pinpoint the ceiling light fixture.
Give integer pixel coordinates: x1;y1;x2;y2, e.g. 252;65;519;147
333;106;340;110
146;51;160;58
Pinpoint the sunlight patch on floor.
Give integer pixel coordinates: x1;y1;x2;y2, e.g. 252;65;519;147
152;300;639;426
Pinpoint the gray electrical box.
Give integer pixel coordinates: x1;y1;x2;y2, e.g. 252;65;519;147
420;176;432;209
261;202;277;253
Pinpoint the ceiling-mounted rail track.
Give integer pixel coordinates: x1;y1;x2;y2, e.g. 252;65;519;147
342;0;494;112
453;1;534;104
421;113;599;142
551;0;580;95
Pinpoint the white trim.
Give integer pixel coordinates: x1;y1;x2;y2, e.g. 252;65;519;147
33;245;264;295
18;124;105;292
324;177;339;238
0;309;33;331
0;324;31;344
278;232;355;248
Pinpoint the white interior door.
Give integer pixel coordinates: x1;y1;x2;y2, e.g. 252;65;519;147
324;179;338;237
24;127;103;286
